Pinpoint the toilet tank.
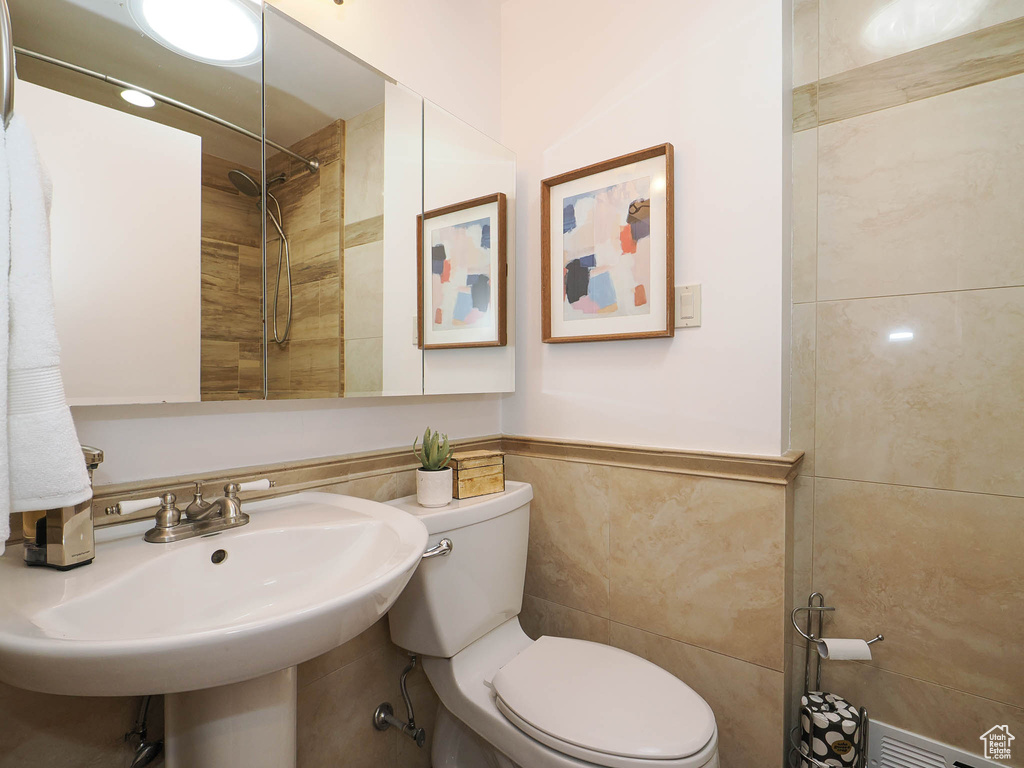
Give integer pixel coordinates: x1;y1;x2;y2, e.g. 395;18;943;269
387;482;533;658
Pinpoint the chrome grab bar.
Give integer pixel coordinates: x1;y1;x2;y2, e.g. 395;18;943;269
422;538;453;559
12;46;319;174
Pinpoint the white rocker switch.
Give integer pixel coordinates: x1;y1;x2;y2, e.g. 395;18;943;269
675;284;701;328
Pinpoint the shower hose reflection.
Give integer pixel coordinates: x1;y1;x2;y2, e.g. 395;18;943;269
227;168;292;345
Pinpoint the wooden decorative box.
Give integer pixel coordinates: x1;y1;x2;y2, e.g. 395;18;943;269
450;450;505;500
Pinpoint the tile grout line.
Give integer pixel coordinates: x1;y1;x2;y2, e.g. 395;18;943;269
809;473;1024;501
525;592;788;675
813;282;1024;305
831;656;1024;713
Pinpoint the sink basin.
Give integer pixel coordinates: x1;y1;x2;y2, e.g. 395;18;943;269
0;491;428;697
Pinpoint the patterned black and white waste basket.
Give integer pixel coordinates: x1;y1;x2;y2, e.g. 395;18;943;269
798;692;862;768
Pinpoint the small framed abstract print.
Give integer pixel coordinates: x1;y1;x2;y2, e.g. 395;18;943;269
541;144;674;343
418;193;507;350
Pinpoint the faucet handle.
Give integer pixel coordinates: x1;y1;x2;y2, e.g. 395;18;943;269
236;479;273;492
184;483;208;519
154;493;182;530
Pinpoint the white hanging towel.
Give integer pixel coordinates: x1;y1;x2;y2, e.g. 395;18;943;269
1;115;91;553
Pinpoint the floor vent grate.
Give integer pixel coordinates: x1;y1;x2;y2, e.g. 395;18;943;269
869;721;998;768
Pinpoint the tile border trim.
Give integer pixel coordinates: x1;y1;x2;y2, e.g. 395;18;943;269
79;435;803;531
502;435;804;485
793;16;1024;132
89;434;503;527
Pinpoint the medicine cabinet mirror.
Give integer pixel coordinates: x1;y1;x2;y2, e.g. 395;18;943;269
9;0;514;404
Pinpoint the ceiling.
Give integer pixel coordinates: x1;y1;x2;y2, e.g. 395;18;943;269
9;0;388;165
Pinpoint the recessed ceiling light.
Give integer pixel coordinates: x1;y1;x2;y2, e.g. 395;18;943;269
120;89;156;108
128;0;261;68
888;330;914;342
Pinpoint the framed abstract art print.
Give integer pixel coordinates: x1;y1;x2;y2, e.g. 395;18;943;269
541;144;674;343
417;193;507;349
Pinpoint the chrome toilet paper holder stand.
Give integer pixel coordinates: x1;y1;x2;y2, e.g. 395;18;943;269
788;592;883;768
792;592;883;695
792;594;883;654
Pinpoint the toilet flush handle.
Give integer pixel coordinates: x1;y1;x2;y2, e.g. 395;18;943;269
421;538;453;559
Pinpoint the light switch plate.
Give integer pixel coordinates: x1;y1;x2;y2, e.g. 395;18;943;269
675;284;701;328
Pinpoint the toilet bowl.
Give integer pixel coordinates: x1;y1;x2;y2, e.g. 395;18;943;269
387;482;720;768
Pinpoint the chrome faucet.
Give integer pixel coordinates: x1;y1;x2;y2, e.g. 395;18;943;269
185;482;244;522
144;482;249;543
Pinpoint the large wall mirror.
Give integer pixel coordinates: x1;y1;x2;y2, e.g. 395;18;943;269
9;0;514;404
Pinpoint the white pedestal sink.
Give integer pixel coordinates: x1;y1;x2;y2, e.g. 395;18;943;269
0;492;429;768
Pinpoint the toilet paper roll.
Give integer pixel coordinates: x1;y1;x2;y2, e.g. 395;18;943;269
799;692;861;768
815;638;872;661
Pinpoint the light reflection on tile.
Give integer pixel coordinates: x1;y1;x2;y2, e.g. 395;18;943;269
819;0;1024;79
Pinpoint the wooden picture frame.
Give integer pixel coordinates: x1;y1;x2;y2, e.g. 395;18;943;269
417;193;507;349
541;144;674;343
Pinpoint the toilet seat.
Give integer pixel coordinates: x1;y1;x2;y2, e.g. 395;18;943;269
491;636;716;768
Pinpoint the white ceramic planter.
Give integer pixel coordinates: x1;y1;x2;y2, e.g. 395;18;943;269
416;468;453;508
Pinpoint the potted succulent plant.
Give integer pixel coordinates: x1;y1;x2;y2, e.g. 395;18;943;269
413;427;455;507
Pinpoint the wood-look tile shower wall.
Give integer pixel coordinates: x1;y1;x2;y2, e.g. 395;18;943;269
266;120;347;399
200;153;264;401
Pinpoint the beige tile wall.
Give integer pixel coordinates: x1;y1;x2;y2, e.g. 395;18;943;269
507;454;795;768
791;5;1024;764
266;120;347;399
200;153;264;401
343;103;386;397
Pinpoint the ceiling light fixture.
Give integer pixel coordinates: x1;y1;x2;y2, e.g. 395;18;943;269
120;89;156;108
127;0;262;68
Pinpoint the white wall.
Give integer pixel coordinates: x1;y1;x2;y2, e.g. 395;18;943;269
499;0;789;456
382;83;426;396
422;100;516;395
267;0;503;139
19;80;202;406
71;2;506;485
75;396;500;484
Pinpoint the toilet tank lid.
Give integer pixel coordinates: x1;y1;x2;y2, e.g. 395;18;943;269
492;636;716;761
387;481;533;534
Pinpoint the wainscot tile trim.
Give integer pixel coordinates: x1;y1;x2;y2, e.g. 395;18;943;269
500;436;803;485
75;435;802;531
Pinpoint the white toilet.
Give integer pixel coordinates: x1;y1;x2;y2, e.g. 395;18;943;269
387;481;720;768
